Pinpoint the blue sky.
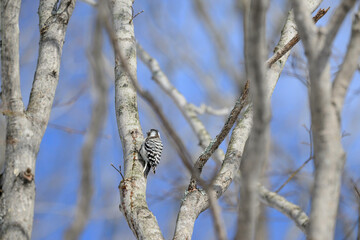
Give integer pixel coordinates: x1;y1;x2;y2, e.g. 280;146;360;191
9;0;360;239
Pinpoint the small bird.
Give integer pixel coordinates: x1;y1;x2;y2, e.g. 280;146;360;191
140;129;163;177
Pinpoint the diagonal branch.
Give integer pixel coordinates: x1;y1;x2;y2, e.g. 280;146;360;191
133;84;194;173
188;81;249;191
332;6;360;118
174;110;253;240
317;0;357;67
138;43;248;192
275;125;313;193
324;0;357;52
266;7;330;67
190;104;231;116
134;80;230;240
137;43;226;163
258;185;309;233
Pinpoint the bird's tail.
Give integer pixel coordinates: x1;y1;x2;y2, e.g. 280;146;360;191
144;163;151;178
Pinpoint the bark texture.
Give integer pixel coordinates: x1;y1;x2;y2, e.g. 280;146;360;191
292;0;357;239
0;0;76;239
110;0;164;239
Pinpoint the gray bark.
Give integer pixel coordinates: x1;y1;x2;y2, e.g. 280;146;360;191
110;0;164;239
291;0;357;239
174;109;253;239
258;185;309;233
0;0;76;239
332;7;360;118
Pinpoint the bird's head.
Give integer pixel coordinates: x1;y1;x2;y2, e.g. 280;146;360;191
147;129;160;138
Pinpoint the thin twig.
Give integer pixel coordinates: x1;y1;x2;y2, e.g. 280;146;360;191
275;125;313;193
129;10;144;23
53;83;88;108
351;179;360;200
48;123;110;138
275;157;313;193
342;220;359;240
111;163;125;181
350;179;360;240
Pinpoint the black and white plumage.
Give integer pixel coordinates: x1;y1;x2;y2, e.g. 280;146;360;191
140;129;163;177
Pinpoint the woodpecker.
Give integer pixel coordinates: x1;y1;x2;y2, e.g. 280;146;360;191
140;129;163;177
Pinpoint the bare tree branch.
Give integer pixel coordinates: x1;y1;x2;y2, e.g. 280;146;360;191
27;0;76;126
105;6;195;178
174;110;253;240
324;0;357;52
64;2;107;238
132;79;194;174
105;6;224;240
0;0;23;113
236;0;270;239
258;185;309;233
291;0;317;56
266;0;322;95
108;0;164;239
173;0;323;237
190;104;232;116
0;0;76;239
174;108;310;238
276;126;313;193
293;0;356;64
266;7;330;67
137;43;225;163
0;1;31;239
291;0;358;239
138;45;250;239
332;6;360;118
188;81;249;191
139;41;246;240
307;65;343;240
